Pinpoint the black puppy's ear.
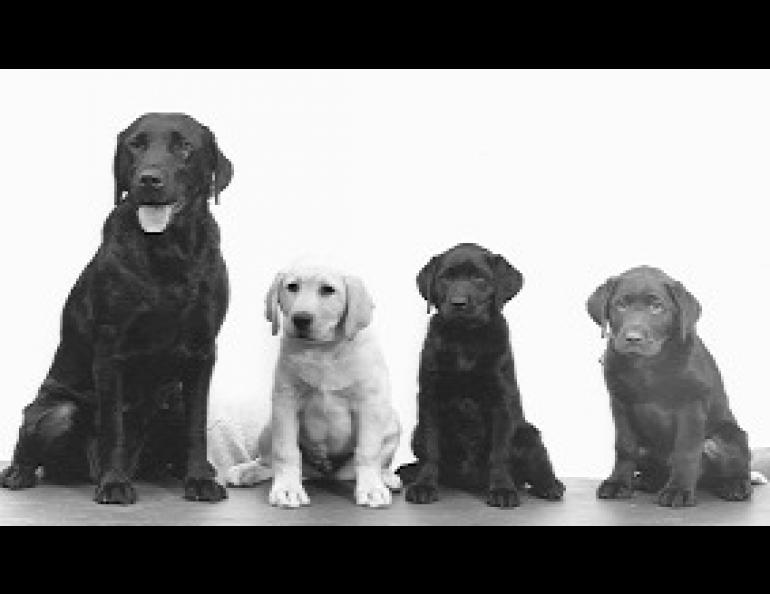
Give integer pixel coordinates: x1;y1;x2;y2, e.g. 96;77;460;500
113;131;131;205
490;254;523;309
586;277;617;338
206;129;233;205
417;255;441;314
666;281;701;341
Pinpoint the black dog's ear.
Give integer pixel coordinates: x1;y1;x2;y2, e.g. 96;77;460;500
113;130;132;205
205;129;233;205
586;277;617;338
490;254;523;309
416;255;441;314
666;281;701;341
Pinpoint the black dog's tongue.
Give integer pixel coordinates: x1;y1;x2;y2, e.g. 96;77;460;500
137;204;175;233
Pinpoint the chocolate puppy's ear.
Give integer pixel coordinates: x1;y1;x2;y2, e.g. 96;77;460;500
586;277;617;338
113;130;131;205
490;254;523;309
206;130;233;205
417;255;441;314
666;281;701;341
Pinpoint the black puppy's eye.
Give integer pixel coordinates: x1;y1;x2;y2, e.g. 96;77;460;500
650;302;663;314
128;135;146;149
178;140;193;158
615;300;627;311
320;285;336;296
286;282;299;293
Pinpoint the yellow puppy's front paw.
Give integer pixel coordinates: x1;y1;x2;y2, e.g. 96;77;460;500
355;473;392;508
226;461;273;487
269;478;310;508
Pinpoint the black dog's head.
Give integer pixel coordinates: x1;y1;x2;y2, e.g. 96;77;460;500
113;113;233;234
417;243;523;327
586;266;701;357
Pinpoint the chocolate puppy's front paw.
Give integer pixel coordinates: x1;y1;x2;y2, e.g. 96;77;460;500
597;479;634;499
94;473;137;505
530;478;565;501
657;485;696;507
1;464;37;490
713;478;752;502
405;482;439;504
184;477;228;502
487;486;520;508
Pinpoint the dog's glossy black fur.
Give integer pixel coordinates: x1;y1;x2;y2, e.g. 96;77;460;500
397;243;564;508
1;113;233;504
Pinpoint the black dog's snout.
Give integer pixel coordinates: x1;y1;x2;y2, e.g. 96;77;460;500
139;169;164;189
450;296;469;309
292;313;314;331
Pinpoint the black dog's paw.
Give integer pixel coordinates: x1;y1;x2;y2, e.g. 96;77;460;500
1;464;37;490
94;476;137;505
486;486;520;509
634;471;668;493
596;479;634;499
530;478;565;501
405;482;439;504
713;478;752;502
657;485;696;508
184;477;228;503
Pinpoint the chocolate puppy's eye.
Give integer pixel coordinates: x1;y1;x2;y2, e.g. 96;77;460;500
286;282;299;293
615;300;627;311
650;302;663;314
319;285;336;296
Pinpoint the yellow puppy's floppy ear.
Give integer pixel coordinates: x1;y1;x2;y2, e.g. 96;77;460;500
342;275;374;340
666;281;701;342
264;273;285;336
586;277;618;339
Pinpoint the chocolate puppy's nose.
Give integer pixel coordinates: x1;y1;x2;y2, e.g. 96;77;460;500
292;312;314;330
450;296;469;308
139;169;164;188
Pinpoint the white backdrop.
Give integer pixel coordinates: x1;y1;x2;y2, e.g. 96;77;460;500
1;69;768;478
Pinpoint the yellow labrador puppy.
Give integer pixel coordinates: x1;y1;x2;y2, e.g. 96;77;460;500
227;264;401;508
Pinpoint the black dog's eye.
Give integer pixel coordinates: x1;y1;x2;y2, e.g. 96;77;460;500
128;135;146;150
615;300;627;311
650;302;664;314
319;285;336;296
286;282;299;293
178;140;193;159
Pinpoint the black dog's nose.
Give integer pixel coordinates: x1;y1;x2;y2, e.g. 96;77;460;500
292;313;314;331
624;330;645;343
139;169;164;188
450;296;469;308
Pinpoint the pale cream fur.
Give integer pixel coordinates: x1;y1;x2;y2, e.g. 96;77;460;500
227;265;401;508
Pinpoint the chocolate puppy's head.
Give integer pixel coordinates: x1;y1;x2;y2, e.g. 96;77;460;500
586;266;701;356
113;112;233;234
417;243;523;327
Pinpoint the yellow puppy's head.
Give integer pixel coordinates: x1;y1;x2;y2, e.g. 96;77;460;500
264;265;374;342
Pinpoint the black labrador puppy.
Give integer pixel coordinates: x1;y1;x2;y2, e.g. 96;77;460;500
397;243;564;508
1;113;233;504
587;266;752;507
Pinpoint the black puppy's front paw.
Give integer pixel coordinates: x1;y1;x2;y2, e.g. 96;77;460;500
94;474;137;505
405;482;439;504
530;478;565;501
657;485;696;507
1;464;37;490
596;479;634;499
713;478;752;502
486;486;520;509
184;477;228;502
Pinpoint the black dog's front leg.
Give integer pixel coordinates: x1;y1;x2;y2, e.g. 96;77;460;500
181;352;227;502
93;326;137;504
486;401;520;509
405;397;441;504
597;397;639;500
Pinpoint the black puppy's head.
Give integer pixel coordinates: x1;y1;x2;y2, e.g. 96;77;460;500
586;266;701;356
417;243;523;326
113;112;233;234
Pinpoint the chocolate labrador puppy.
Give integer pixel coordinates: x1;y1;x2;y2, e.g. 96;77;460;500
397;243;564;508
1;113;232;504
587;266;752;507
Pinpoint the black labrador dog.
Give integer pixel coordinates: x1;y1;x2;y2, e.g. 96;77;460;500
1;113;233;504
587;266;752;507
397;243;564;508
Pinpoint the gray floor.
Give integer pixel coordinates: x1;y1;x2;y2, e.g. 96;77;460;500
1;469;768;525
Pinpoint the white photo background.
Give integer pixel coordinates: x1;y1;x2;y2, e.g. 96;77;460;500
0;69;768;478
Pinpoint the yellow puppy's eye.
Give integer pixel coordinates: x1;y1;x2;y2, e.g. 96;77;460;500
320;285;336;296
286;282;299;293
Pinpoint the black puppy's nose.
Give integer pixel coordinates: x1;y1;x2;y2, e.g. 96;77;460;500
624;329;645;343
450;296;469;309
139;169;164;188
292;313;314;331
